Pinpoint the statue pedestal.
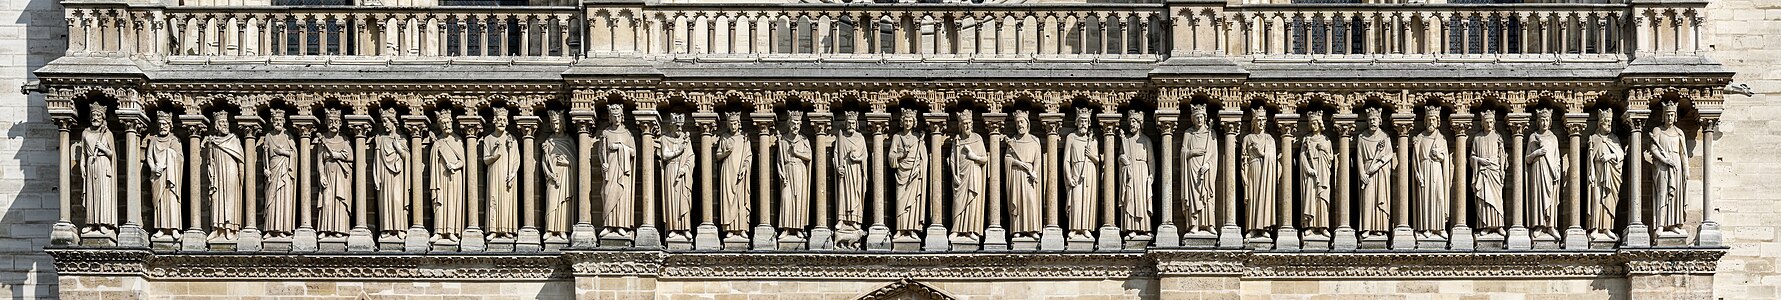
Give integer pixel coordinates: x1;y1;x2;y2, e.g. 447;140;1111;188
402;227;428;253
264;235;293;252
180;229;207;251
1563;227;1588;250
1475;231;1505;250
1449;226;1475;251
1216;225;1243;249
460;228;487;252
429;237;459;252
1390;226;1415;250
1590;233;1620;249
635;225;663;250
1331;226;1358;251
1301;230;1331;251
807;227;835;251
1089;225;1118;251
1506;226;1533;250
1415;232;1447;250
347;227;375;252
1532;230;1561;250
665;230;694;251
722;232;750;251
751;225;777;251
776;230;808;251
50;222;77;246
949;235;981;252
1183;230;1217;248
1621;224;1651;248
1039;226;1065;251
922;225;948;252
1359;232;1389;250
207;238;237;252
1244;234;1274;251
865;225;892;251
118;224;148;248
891;232;921;252
318;236;347;252
570;224;599;249
1066;231;1095;252
598;231;635;249
1655;230;1690;247
1121;232;1153;251
695;224;721;250
543;234;569;252
981;226;1008;252
1153;224;1180;248
82;229;118;247
516;227;543;252
1011;233;1038;251
488;235;517;252
1697;221;1723;247
1275;227;1301;251
238;228;263;252
378;233;405;252
292;228;318;252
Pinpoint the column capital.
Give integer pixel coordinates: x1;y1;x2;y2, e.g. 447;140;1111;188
1702;118;1720;133
457;115;485;137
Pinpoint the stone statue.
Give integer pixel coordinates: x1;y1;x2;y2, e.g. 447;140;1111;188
204;110;246;241
717;112;754;238
659;113;696;240
833;111;869;247
147;110;184;239
1471;111;1507;235
1298;111;1333;237
1647;101;1690;235
1240;110;1278;239
78;105;117;236
542;110;575;241
1413;108;1451;239
317;109;354;239
1005;111;1044;239
889;111;927;240
1527;109;1563;239
1180;104;1218;235
430;110;466;243
263;112;297;238
778;111;813;240
949;110;988;241
372;109;408;241
1586;109;1624;240
1063;108;1101;240
1356;108;1395;237
482;111;521;239
599;104;637;238
1119;111;1153;238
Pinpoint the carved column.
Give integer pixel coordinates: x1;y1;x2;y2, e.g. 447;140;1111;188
922;111;948;252
459;116;486;252
1564;114;1588;250
1698;118;1722;247
572;117;596;248
1096;111;1121;251
51;117;76;246
751;111;777;251
982;111;1008;251
292;114;318;252
1622;114;1651;248
809;111;835;250
1276;111;1300;251
1155;110;1180;248
402;117;430;252
636;110;663;249
1449;112;1474;251
1506;113;1532;250
515;112;542;252
347;117;374;251
693;114;720;250
120;116;148;248
239;118;263;251
1039;111;1065;250
1390;115;1415;250
1217;115;1243;249
865;112;892;251
1332;118;1358;251
180;116;206;251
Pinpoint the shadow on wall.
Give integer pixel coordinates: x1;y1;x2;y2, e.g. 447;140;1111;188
3;0;68;296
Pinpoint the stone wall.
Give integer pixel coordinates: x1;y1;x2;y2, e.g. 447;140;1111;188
1706;0;1781;298
0;0;63;296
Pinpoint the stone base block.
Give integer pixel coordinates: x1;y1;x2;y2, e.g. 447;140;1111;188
543;239;569;252
318;236;347;252
460;228;486;252
1245;235;1274;251
1564;227;1588;250
635;226;663;250
777;233;808;251
1039;226;1065;251
598;233;634;249
237;229;262;252
488;236;517;253
516;228;543;252
981;227;1008;252
82;230;118;247
1696;221;1722;247
865;225;892;251
694;224;720;251
1331;227;1358;251
118;224;148;249
378;235;405;252
263;236;293;252
665;230;694;251
807;227;835;251
1621;224;1651;248
293;228;319;252
1274;228;1300;251
1183;231;1217;249
1096;226;1121;252
1391;226;1416;250
430;239;460;252
207;239;237;252
1476;232;1506;251
891;233;922;252
1416;233;1447;250
1301;231;1331;251
406;227;430;253
1216;225;1243;249
950;239;981;252
570;224;599;249
722;234;751;251
1590;234;1620;250
923;225;948;252
1011;234;1038;251
751;225;777;251
1153;224;1179;248
180;229;207;251
51;222;77;246
1533;232;1561;250
1507;227;1533;250
1449;226;1474;251
1359;232;1389;250
1655;230;1690;247
347;228;375;252
1122;234;1152;251
1066;234;1095;252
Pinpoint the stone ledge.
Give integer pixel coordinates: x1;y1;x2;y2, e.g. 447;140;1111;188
44;248;1725;281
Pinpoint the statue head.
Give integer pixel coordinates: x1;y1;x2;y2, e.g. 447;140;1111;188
607;104;625;128
1363;107;1383;131
1423;106;1441;128
325;108;343;133
268;111;287;132
211;110;232;135
548;110;565;133
1248;109;1268;133
436;109;456;132
1190;104;1208;127
491;110;510;133
1012;110;1030;136
725;112;743;133
1126;110;1144;134
842;111;859;133
1307;111;1325;134
1074;108;1092;131
157;110;176;134
88;105;107;128
668;113;686;134
381;107;399;127
1533;108;1552;130
956;110;974;133
1661;101;1679;127
1596;109;1613;134
787;110;804;132
899;110;918;131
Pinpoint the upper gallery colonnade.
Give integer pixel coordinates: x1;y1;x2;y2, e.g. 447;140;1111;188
43;86;1727;253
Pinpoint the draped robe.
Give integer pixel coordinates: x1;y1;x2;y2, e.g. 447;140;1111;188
431;135;466;236
1242;133;1279;231
1356;130;1394;232
263;131;296;234
373;132;407;232
1648;125;1688;229
601;127;637;230
1005;133;1043;233
834;132;868;226
1181;127;1218;230
81;127;117;228
660;133;696;231
318;134;354;235
950;132;988;234
1063;132;1099;231
482;133;521;235
1528;130;1563;231
1120;132;1154;231
779;133;813;230
1299;134;1332;229
1587;133;1624;231
147;133;183;231
1471;132;1507;229
205;133;246;232
890;133;926;231
717;133;753;232
1414;131;1450;232
543;135;574;234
